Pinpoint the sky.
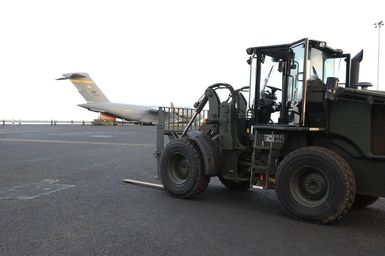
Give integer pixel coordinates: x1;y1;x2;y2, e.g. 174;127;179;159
0;0;384;120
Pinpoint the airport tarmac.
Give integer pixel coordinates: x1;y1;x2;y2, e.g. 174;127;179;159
1;125;385;256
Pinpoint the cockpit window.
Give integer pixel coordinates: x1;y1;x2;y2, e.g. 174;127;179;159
308;47;347;86
323;57;347;86
309;48;324;81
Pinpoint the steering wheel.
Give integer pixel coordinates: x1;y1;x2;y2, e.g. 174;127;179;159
265;85;282;95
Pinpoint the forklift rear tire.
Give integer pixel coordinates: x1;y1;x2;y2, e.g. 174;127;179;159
218;176;250;191
275;146;356;224
353;195;379;209
160;137;210;199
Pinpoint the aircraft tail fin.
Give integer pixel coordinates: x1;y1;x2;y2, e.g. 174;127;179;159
57;73;110;103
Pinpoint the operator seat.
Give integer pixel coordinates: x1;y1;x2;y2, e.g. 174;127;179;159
306;78;327;127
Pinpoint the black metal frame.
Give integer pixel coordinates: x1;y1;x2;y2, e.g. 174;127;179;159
248;39;306;126
247;38;353;127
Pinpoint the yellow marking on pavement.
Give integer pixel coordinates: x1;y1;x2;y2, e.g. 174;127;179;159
70;79;93;84
0;138;155;147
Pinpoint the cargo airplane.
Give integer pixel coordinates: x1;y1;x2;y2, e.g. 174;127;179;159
57;73;186;125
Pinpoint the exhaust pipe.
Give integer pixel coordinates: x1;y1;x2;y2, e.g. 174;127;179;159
350;50;363;89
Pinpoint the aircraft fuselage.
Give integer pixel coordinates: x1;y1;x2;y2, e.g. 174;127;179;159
78;103;158;124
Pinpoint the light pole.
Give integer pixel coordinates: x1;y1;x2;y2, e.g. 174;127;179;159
374;20;384;90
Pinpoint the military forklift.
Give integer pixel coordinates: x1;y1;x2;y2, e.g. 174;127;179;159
156;38;385;224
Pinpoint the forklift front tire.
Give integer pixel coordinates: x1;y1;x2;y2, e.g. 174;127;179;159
160;137;210;199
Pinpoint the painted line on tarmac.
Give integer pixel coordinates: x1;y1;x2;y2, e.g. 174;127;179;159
0;179;75;200
0;138;155;147
90;135;113;138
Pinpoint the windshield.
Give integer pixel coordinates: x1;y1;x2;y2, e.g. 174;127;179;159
323;58;347;86
309;47;348;86
309;48;323;81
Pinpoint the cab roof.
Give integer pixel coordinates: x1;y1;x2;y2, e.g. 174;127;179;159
246;38;345;58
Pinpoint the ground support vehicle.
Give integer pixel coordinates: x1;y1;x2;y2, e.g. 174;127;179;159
156;39;385;224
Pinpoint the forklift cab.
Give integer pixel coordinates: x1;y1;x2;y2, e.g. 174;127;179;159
247;38;352;127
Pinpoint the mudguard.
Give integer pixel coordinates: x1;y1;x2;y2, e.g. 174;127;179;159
187;131;220;176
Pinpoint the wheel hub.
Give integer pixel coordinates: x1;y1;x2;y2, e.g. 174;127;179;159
290;166;330;208
176;160;189;179
301;173;328;201
169;153;190;184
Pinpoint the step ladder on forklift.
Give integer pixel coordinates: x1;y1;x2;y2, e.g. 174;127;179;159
250;128;275;190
